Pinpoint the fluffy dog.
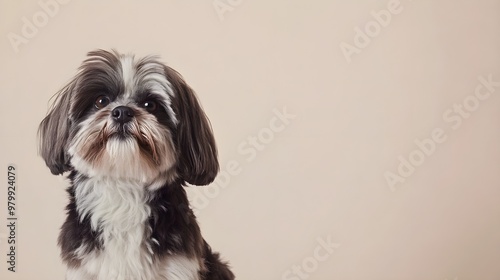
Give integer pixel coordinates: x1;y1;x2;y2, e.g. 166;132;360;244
38;50;234;280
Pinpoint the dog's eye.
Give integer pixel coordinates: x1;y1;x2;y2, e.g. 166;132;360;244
141;101;157;112
95;95;110;109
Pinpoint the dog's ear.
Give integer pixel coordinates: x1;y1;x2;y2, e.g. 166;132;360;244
38;81;75;175
165;66;219;186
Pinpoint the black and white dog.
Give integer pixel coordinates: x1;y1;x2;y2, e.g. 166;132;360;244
38;50;234;280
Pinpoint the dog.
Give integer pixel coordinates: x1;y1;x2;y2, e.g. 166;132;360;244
38;50;235;280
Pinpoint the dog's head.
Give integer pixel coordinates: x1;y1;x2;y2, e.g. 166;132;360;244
38;50;218;186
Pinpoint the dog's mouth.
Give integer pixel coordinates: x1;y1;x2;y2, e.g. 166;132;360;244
99;120;137;139
104;124;161;164
110;125;132;139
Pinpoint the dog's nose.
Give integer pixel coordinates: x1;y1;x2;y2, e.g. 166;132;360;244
112;106;134;124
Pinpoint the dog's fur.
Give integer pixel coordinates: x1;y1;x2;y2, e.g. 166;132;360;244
38;50;234;280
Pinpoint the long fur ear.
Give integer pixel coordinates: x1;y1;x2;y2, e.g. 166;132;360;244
165;66;219;186
38;82;74;175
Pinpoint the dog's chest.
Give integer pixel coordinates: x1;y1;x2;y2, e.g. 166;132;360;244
75;178;154;279
71;178;200;280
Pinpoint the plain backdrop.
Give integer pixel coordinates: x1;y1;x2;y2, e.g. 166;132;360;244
1;0;500;279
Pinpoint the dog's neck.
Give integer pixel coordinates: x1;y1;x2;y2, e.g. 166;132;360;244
74;175;151;232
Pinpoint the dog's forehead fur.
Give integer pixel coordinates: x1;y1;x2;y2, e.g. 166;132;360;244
71;50;177;124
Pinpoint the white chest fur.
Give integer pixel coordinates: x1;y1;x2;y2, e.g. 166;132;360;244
68;178;200;280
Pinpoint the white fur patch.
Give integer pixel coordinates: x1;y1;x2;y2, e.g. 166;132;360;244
66;267;93;280
120;55;136;99
163;255;201;280
75;178;152;279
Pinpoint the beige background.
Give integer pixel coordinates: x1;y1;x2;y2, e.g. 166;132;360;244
1;0;500;279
